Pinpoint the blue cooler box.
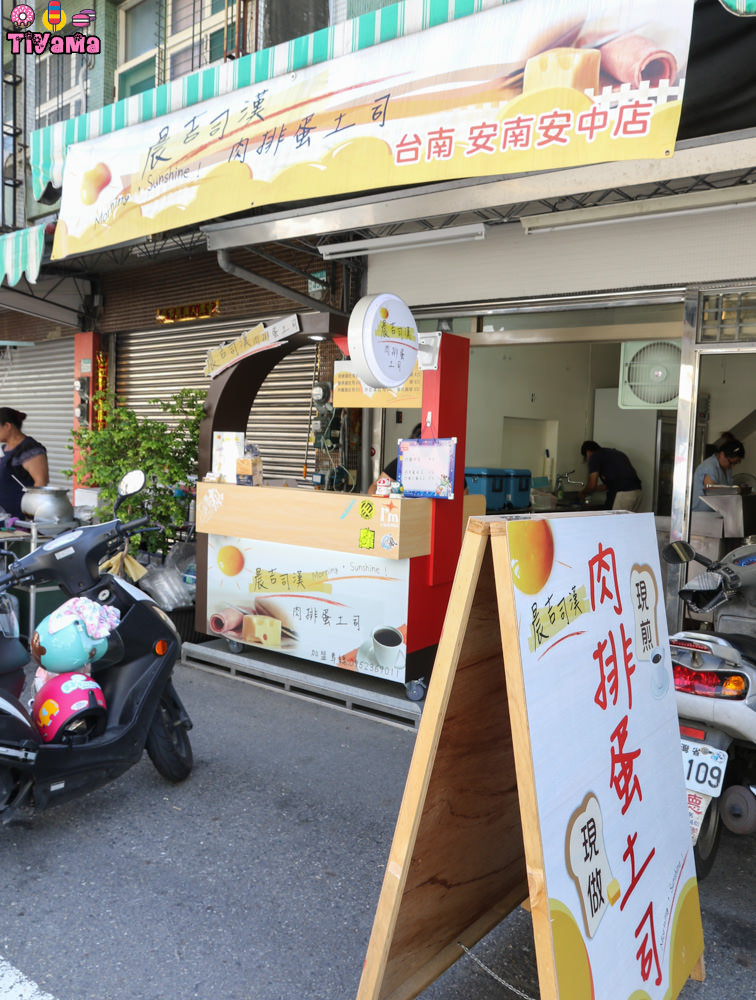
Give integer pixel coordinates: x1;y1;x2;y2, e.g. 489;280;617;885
465;468;531;510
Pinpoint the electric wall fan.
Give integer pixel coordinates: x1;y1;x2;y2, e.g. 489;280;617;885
618;340;682;410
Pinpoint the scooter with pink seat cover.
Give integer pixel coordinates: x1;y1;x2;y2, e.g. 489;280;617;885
0;470;193;823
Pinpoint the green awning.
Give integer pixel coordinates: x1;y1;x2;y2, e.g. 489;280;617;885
30;0;500;202
0;224;45;286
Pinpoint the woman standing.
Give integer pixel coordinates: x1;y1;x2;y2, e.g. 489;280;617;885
691;438;745;512
0;407;49;518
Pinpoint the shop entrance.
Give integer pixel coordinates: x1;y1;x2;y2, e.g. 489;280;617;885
415;303;686;516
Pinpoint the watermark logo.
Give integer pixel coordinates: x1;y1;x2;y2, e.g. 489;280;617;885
7;3;101;54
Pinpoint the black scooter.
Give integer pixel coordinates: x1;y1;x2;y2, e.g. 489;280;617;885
0;470;193;823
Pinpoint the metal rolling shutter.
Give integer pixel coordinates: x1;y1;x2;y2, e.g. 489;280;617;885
115;324;317;481
0;338;75;492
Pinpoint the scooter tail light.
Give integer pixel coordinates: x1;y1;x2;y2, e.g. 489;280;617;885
680;723;707;741
670;638;713;653
672;662;748;699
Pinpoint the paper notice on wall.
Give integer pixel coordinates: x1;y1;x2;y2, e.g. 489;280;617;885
212;432;245;483
333;360;422;407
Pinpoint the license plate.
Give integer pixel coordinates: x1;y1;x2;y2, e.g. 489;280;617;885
686;791;712;846
680;739;728;797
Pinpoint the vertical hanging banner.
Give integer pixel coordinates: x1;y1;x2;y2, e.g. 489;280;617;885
52;0;695;258
494;512;703;999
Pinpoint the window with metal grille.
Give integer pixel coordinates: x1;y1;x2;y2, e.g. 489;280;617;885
117;0;231;97
170;42;202;78
209;24;235;63
125;0;160;61
699;290;756;343
345;0;396;16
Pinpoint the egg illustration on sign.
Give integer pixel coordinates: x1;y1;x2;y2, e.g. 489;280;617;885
217;545;244;576
508;518;554;595
80;163;111;205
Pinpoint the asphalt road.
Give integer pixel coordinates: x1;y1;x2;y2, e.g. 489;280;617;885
0;662;753;1000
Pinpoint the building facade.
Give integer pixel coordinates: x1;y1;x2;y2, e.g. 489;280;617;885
1;0;756;556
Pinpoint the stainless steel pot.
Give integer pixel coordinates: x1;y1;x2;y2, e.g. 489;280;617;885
20;487;76;532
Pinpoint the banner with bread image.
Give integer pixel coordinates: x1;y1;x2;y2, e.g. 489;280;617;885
206;535;410;681
53;0;694;259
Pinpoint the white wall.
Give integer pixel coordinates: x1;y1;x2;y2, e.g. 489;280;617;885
465;341;624;484
381;407;421;470
463;342;756;502
367;206;756;307
699;353;756;481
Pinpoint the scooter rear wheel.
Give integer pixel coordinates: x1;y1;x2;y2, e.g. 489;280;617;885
694;796;722;880
146;689;193;782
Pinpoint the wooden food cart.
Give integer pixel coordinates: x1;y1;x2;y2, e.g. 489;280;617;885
193;314;482;695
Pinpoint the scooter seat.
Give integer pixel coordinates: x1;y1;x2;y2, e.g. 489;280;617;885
719;632;756;664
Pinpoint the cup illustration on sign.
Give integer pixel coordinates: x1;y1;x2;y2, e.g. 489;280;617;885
372;626;403;668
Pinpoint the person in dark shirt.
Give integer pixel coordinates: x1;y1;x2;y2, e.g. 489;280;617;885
367;423;422;494
0;407;49;518
578;440;642;511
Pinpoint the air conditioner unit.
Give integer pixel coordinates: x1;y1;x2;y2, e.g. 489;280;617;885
618;340;682;409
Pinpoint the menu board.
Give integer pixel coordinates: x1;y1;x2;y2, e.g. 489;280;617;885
397;437;456;499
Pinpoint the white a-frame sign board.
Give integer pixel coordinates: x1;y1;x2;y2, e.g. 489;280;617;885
357;511;705;1000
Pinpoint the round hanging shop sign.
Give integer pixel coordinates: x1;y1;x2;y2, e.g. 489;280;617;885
347;293;419;389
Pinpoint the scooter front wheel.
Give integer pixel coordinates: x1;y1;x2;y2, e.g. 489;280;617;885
694;796;722;880
146;688;193;782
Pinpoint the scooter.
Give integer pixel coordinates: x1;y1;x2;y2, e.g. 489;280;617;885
662;538;756;877
0;470;193;823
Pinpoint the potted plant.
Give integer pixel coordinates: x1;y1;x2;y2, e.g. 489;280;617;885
67;388;206;554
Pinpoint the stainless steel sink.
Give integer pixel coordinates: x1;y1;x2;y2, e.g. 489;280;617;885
555;493;599;511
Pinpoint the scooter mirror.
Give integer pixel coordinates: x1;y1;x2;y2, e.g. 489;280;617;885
114;470;146;516
117;470;146;499
662;540;695;565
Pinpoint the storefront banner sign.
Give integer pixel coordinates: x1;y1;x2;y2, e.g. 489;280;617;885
504;512;702;998
206;534;410;682
52;0;694;259
204;315;300;377
333;360;423;408
156;299;220;324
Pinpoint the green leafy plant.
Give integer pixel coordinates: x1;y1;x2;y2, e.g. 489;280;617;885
67;388;206;552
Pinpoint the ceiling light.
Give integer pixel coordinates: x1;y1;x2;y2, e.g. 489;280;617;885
318;223;486;260
521;185;756;235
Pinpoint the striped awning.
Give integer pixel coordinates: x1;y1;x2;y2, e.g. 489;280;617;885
30;0;504;201
0;224;45;286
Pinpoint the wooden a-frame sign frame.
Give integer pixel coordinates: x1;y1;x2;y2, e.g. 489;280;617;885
356;514;705;1000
